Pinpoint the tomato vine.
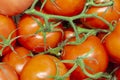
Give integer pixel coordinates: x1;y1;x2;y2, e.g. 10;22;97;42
23;0;117;79
25;0;114;45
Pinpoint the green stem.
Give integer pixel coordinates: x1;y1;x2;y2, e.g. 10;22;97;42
93;13;114;31
0;47;5;56
0;35;6;41
63;63;78;78
77;59;104;79
30;0;38;10
40;0;47;12
44;17;51;31
87;0;113;7
25;7;114;33
69;20;80;44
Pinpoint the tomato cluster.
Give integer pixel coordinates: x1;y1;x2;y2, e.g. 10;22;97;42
0;0;120;80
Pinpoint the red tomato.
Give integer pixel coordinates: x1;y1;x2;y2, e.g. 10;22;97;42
0;14;17;55
0;0;34;16
103;21;120;64
20;54;69;80
114;67;120;80
17;15;63;53
0;62;19;80
97;32;107;40
2;46;32;75
41;0;86;16
61;35;108;79
81;0;120;29
64;27;74;40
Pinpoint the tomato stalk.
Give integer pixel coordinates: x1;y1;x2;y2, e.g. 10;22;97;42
86;0;114;7
47;60;75;80
68;27;109;44
38;25;110;56
54;63;78;80
59;49;111;79
0;29;20;56
25;0;114;45
39;38;68;56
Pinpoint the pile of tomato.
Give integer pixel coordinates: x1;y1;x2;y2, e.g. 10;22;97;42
0;0;120;80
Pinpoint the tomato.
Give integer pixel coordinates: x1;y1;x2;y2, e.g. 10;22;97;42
41;0;86;16
17;14;63;53
20;54;69;80
97;32;107;40
2;46;32;75
0;0;34;16
114;67;120;80
81;0;120;29
0;62;19;80
63;27;74;40
0;14;17;55
103;21;120;64
61;35;108;79
63;23;86;40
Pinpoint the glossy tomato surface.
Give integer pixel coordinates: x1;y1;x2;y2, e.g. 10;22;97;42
81;0;120;29
41;0;86;16
0;14;17;55
61;35;108;79
103;21;120;64
17;15;63;53
0;63;19;80
20;54;69;80
2;46;32;75
0;0;34;16
114;67;120;80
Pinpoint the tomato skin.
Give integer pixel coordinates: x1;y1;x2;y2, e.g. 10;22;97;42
81;0;120;29
61;35;108;79
103;22;120;64
97;32;107;40
0;63;19;80
2;46;32;75
114;67;120;80
41;0;86;16
0;0;34;16
0;14;16;55
20;54;69;80
17;15;63;53
63;27;74;40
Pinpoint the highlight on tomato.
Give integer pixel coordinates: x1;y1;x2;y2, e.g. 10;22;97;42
103;21;120;64
0;62;19;80
40;0;86;16
0;0;34;16
61;35;109;79
17;14;63;53
20;54;69;80
0;14;17;55
0;0;120;80
81;0;120;29
2;46;32;75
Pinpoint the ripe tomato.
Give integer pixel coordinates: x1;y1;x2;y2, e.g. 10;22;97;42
81;0;120;29
2;46;32;75
114;67;120;80
0;62;19;80
41;0;86;16
20;54;69;80
103;21;120;64
0;0;34;16
97;32;107;40
61;35;108;79
63;27;74;40
0;14;17;55
17;14;63;53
